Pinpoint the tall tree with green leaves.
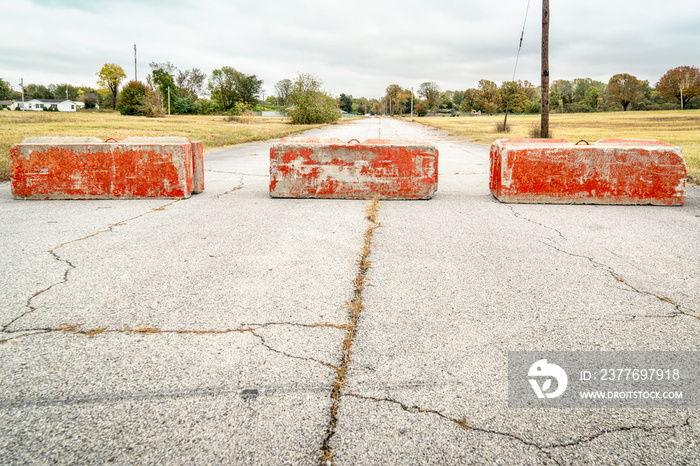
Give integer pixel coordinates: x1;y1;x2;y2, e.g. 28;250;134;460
607;73;642;111
208;66;263;111
0;78;14;99
418;81;441;109
152;68;178;102
339;93;353;113
50;83;79;101
26;84;53;99
96;63;127;110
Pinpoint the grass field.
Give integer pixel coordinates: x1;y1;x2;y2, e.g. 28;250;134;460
3;110;698;184
415;110;700;183
0;111;324;181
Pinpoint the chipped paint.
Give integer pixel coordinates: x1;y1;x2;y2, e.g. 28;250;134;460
10;137;205;199
269;138;438;199
489;139;686;205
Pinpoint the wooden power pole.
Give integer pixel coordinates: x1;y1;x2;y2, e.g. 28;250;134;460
541;0;550;138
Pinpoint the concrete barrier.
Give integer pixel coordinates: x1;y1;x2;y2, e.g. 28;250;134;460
269;138;438;199
10;137;204;199
489;138;686;205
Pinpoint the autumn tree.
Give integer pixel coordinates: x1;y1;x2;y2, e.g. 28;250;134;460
656;66;700;109
418;81;441;109
459;88;480;113
96;63;127;110
176;68;206;99
478;79;500;113
607;73;642;111
385;84;409;114
500;81;528;113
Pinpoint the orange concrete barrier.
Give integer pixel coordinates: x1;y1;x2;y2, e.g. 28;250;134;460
489;138;686;205
10;137;204;199
269;138;438;199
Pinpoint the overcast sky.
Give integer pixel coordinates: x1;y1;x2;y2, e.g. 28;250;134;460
2;0;699;99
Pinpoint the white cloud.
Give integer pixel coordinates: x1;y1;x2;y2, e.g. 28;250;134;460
1;0;699;97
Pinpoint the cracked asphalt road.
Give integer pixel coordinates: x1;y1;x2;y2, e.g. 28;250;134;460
1;117;699;465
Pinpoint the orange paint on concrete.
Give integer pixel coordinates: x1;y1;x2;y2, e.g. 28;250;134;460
10;137;204;199
269;138;438;199
489;139;686;205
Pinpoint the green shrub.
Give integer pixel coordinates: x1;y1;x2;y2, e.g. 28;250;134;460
117;81;149;115
287;73;340;124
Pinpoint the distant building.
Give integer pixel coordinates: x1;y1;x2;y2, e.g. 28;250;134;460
9;99;83;112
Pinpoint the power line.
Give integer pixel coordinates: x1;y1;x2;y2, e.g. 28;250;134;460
503;0;532;130
512;0;532;81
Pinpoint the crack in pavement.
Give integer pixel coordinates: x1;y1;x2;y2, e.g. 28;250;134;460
508;205;567;241
321;198;381;465
0;323;256;344
345;393;558;464
505;207;697;320
0;323;339;372
347;393;694;464
249;329;338;370
541;241;699;321
215;176;245;198
1;200;183;333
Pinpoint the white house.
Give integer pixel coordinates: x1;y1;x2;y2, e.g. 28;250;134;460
11;99;81;112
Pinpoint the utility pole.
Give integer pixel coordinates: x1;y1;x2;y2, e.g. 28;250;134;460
680;79;687;110
541;0;550;138
20;78;24;111
168;87;170;115
411;87;414;118
134;44;137;81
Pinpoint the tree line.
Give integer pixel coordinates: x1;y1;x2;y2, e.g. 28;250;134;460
367;66;699;117
2;64;697;121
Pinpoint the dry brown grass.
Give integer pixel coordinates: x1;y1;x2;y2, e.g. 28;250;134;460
0;111;325;181
414;110;700;182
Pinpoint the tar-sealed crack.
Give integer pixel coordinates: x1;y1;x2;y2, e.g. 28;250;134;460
215;176;245;198
1;200;182;333
348;393;694;465
0;322;343;373
321;198;381;465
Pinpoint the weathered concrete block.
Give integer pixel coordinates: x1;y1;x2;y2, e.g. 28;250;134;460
269;138;438;199
10;137;204;199
489;138;686;205
192;141;204;194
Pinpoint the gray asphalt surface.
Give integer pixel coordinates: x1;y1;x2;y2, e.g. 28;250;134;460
1;117;699;465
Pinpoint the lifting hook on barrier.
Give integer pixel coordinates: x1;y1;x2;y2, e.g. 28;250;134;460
104;138;119;143
347;139;360;144
575;140;590;145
